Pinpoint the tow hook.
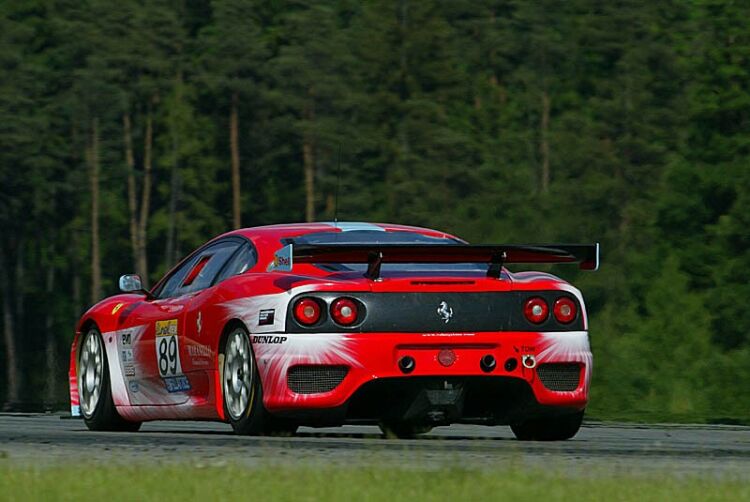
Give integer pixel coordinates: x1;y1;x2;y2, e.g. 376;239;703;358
522;354;536;369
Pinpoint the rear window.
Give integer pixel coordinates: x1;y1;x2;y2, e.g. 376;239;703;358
288;230;485;274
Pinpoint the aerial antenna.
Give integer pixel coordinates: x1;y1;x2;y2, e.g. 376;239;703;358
333;142;342;228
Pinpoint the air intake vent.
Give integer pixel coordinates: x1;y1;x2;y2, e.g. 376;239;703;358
287;365;349;394
537;363;581;392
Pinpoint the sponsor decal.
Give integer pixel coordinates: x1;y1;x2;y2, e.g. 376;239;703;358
188;343;212;365
121;332;132;346
259;309;275;326
163;375;191;393
71;405;81;417
267;244;293;272
252;335;287;344
156;319;178;337
128;380;139;393
273;255;290;268
121;349;134;363
437;301;453;323
112;303;124;315
124;364;136;377
188;344;211;358
196;311;202;336
422;332;475;337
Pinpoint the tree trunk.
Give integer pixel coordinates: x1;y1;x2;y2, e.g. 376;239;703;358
72;237;82;318
137;108;153;285
123;112;139;273
71;125;82;317
89;117;102;303
14;239;24;339
540;90;550;195
303;99;316;223
44;265;56;407
0;247;19;409
165;165;181;267
230;91;241;228
166;81;182;267
399;0;410;158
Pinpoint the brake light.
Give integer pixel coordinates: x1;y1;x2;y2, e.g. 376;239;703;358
294;298;321;325
553;297;577;324
524;297;549;324
330;298;358;326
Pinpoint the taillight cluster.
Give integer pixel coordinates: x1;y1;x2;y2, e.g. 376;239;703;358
293;297;362;327
523;296;577;325
294;298;322;325
553;297;577;323
331;298;358;325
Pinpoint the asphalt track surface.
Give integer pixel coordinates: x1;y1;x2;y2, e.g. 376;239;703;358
1;414;748;478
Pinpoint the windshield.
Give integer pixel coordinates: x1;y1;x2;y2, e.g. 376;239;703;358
287;230;486;274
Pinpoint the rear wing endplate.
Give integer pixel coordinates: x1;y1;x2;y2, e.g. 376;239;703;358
268;242;599;279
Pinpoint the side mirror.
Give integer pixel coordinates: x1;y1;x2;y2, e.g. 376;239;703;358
119;274;143;293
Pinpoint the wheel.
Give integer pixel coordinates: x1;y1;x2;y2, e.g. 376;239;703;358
510;410;584;441
379;422;432;439
78;326;141;432
221;325;296;436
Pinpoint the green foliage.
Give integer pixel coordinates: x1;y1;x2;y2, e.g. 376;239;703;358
0;0;747;422
1;463;748;502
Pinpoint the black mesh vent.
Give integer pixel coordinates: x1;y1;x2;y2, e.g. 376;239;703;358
287;365;349;394
537;363;581;392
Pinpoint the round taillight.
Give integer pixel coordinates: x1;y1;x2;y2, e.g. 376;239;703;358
330;298;358;326
553;297;577;324
294;298;321;325
524;297;549;324
438;349;456;367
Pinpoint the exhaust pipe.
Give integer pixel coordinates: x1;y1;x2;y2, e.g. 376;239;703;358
398;355;415;374
480;354;496;373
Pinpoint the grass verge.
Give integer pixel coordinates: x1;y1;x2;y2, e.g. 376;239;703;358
0;463;747;501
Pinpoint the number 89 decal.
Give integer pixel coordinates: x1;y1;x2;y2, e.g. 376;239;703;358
155;319;183;378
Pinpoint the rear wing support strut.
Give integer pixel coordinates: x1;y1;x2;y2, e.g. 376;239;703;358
365;251;384;280
487;251;507;279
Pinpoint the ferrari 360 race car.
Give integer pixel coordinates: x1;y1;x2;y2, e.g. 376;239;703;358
70;222;598;440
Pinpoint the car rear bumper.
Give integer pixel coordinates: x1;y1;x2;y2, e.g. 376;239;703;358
257;330;591;419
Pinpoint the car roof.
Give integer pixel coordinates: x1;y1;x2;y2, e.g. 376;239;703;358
211;222;461;266
220;221;458;243
149;223;463;294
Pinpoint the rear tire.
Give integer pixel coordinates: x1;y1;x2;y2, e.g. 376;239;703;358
79;327;141;432
221;325;297;436
510;410;584;441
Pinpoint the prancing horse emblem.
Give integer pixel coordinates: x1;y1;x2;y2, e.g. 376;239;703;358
437;301;453;323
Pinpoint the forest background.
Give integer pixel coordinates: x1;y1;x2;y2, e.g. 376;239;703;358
1;0;748;423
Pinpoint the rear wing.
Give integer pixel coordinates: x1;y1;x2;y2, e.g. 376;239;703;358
268;243;600;279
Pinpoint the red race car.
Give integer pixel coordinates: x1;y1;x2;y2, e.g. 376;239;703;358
69;222;598;440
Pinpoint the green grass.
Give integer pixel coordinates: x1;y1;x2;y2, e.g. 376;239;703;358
0;464;748;502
